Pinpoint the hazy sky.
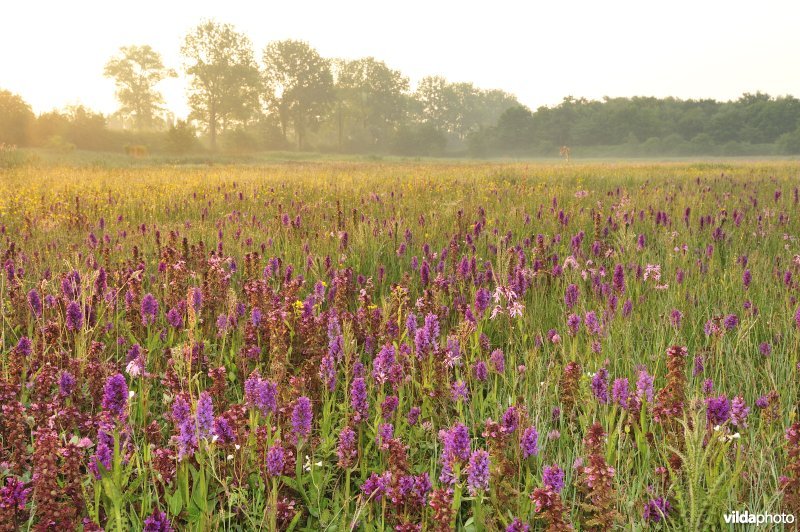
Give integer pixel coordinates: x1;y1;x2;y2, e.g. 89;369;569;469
2;0;798;117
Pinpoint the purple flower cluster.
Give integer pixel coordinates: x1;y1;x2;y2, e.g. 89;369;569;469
266;443;285;477
27;289;42;317
564;283;579;309
141;293;159;325
143;510;173;532
361;471;392;501
591;367;609;404
413;312;440;356
475;287;491;315
612;378;629;408
731;396;750;427
196;392;214;440
244;372;277;416
439;423;470;484
101;373;128;419
643;497;671;522
542;464;565;493
0;477;31;511
372;344;401;385
706;395;732;426
521;426;539;458
490;349;505;373
467;449;490;495
350;377;369;423
501;406;519;434
337;426;357;467
173;396;197;460
65;300;83;331
636;368;654;403
286;396;312;442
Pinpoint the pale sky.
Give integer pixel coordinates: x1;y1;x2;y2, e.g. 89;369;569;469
2;0;799;118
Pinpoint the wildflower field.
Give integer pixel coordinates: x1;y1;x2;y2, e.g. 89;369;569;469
2;160;800;531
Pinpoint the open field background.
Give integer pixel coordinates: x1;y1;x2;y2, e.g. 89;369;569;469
4;147;800;169
1;161;800;530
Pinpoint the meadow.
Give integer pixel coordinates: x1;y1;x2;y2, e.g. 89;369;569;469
1;160;800;530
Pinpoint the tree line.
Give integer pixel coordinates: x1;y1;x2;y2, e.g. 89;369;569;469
474;93;800;156
2;20;800;157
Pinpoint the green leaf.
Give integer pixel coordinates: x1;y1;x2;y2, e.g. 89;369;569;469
166;489;183;516
286;511;303;532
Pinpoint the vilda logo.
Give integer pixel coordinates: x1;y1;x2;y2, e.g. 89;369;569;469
723;511;795;526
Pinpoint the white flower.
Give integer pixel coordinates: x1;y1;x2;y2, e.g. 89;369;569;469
493;286;505;303
490;305;504;320
126;358;143;377
644;264;662;282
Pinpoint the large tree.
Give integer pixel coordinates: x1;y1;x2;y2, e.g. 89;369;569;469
414;78;518;141
414;76;453;133
262;40;333;150
103;45;175;131
181;21;261;150
0;89;35;146
334;57;408;150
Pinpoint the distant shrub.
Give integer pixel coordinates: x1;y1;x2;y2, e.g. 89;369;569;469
641;137;662;155
721;141;744;156
222;128;260;154
661;134;688;155
777;128;800;155
391;124;446;156
164;120;201;155
124;144;149;158
0;143;35;168
44;135;76;153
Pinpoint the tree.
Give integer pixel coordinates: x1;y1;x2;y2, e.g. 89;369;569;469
181;21;261;150
164;120;200;154
473;89;520;131
446;84;518;141
414;76;453;132
263;40;334;150
0;89;35;146
103;45;175;131
333;57;409;150
29;110;69;147
391;123;446;156
494;105;535;152
412;78;517;145
62;106;114;151
777;126;800;155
